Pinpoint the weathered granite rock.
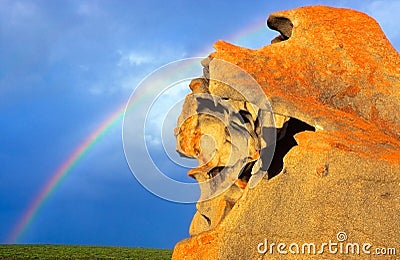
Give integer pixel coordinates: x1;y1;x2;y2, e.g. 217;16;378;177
173;6;400;259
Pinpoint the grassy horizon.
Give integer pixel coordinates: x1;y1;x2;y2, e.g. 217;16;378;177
0;244;172;259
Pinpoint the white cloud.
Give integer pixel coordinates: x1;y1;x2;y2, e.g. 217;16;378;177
144;81;190;147
146;81;190;130
82;45;189;96
100;46;189;96
145;134;161;147
117;44;188;67
128;53;151;65
118;51;156;66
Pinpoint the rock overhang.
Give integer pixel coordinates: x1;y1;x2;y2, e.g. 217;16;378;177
209;5;400;161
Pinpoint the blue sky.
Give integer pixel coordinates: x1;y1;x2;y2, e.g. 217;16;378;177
0;0;399;249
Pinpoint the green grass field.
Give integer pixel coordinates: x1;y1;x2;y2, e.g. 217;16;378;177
0;245;172;260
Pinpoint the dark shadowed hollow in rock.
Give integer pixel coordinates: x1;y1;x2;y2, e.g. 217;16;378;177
267;15;293;43
265;118;315;178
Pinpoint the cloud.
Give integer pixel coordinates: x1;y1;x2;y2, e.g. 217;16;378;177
145;81;190;139
96;46;189;96
117;45;188;67
0;1;192;100
145;134;162;147
118;52;154;66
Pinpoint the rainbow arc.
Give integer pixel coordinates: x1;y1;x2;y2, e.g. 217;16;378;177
6;18;267;244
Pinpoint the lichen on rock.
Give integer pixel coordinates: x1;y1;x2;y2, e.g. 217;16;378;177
173;5;400;259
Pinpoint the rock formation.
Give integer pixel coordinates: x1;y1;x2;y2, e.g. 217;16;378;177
173;6;400;259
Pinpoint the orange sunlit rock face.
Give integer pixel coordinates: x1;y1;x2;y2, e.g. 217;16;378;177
173;6;400;259
176;114;202;159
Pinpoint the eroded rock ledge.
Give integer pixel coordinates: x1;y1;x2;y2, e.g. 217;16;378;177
173;6;400;259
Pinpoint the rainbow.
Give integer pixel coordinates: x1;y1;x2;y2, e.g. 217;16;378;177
6;18;268;244
6;104;126;244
